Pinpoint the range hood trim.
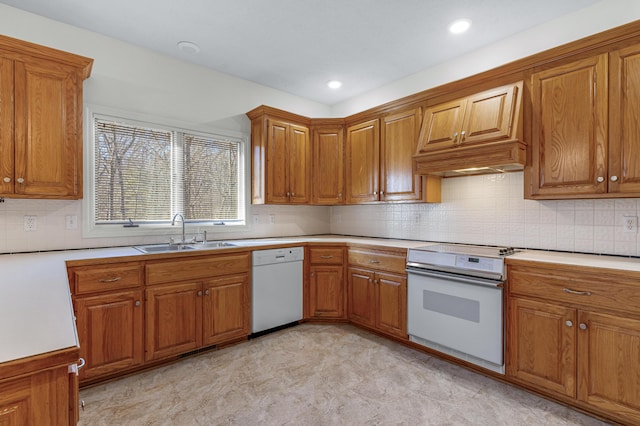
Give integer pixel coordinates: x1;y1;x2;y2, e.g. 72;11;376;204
413;139;526;177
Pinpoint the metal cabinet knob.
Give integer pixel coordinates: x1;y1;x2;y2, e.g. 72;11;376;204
380;190;384;195
579;323;587;330
291;192;295;196
610;175;618;182
205;289;210;295
373;191;377;195
16;177;24;184
197;290;203;296
453;132;458;139
460;130;466;140
565;320;573;327
2;177;9;183
596;176;605;183
135;300;141;307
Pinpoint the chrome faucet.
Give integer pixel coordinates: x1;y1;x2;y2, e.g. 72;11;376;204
171;213;186;244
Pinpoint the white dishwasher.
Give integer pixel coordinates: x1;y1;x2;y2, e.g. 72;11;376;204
252;246;304;334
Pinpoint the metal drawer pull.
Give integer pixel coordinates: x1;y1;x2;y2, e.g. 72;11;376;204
99;276;122;283
369;259;381;264
563;288;592;296
320;255;334;259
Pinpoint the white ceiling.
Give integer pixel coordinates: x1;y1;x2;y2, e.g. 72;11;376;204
1;0;601;105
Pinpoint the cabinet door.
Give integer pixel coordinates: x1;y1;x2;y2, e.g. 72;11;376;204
312;126;344;205
288;124;310;204
461;83;519;146
577;311;640;422
266;120;290;203
0;57;13;195
507;297;576;397
347;267;375;326
609;44;640;195
381;108;422;202
202;273;250;346
416;98;465;153
145;282;202;361
530;54;608;197
345;119;379;203
375;271;407;338
14;58;82;198
309;265;345;319
74;290;144;381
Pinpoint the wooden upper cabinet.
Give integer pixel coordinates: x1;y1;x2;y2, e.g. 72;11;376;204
529;54;608;198
414;81;525;176
416;99;464;152
0;35;92;199
381;108;424;202
247;106;311;205
345;119;380;204
609;43;640;195
312;125;345;205
265;119;310;204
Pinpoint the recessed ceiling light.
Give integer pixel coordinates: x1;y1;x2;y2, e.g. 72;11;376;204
449;19;471;34
327;80;342;89
177;41;200;54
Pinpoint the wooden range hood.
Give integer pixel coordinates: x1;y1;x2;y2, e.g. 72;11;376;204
412;81;525;177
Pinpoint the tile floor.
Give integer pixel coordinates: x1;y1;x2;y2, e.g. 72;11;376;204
78;324;610;426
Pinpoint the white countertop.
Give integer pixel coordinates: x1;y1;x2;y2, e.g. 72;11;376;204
0;247;139;364
2;235;639;365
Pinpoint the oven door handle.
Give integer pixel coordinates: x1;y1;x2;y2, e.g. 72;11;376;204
406;267;504;288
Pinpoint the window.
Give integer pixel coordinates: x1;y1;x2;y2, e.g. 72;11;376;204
85;110;246;237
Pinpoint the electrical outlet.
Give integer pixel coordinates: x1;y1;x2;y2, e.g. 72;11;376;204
624;215;638;233
65;215;78;229
24;215;37;232
252;215;260;225
414;214;421;224
269;214;275;224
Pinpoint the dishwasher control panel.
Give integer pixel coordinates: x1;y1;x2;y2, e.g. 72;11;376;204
252;247;304;266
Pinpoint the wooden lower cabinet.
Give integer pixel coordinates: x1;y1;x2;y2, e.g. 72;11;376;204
74;290;144;381
307;246;346;320
144;253;252;361
202;273;251;345
145;281;203;361
68;261;145;384
507;261;640;424
0;352;79;426
347;247;408;339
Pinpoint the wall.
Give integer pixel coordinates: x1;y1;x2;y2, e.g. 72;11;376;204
330;172;640;257
332;0;640;117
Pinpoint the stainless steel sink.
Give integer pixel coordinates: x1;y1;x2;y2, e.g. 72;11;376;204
134;244;197;253
134;241;237;253
193;241;237;249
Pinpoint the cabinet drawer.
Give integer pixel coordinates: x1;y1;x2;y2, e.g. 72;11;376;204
146;252;251;285
73;263;143;295
348;248;406;274
309;247;344;264
508;264;640;315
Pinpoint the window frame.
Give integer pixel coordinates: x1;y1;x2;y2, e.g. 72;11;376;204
83;105;249;238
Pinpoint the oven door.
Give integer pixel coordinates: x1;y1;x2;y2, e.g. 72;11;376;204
407;268;504;372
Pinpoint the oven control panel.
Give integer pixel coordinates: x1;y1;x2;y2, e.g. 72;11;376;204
454;255;502;274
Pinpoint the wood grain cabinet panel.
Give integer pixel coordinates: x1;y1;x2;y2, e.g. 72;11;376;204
507;261;640;424
347;248;408;339
75;290;144;381
307;246;346;320
202;273;251;345
312;126;345;205
345;119;380;204
414;81;524;176
0;35;92;199
529;55;608;197
246;106;311;205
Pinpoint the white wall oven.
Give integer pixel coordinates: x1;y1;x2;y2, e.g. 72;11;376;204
406;244;515;374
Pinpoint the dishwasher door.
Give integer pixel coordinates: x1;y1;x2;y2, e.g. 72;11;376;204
252;247;304;333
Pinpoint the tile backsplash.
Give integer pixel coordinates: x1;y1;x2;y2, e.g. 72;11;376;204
330;172;640;257
1;171;639;256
